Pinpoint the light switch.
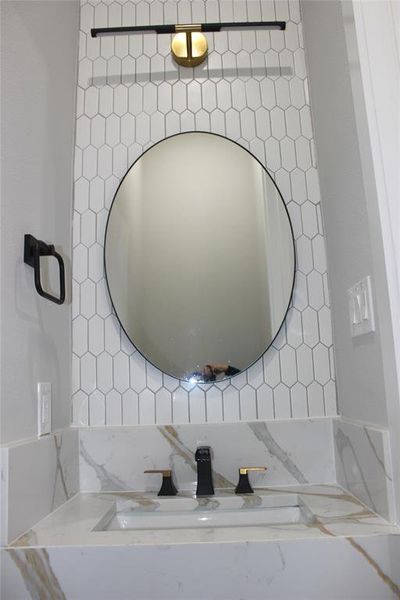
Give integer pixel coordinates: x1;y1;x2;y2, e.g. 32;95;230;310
37;382;52;436
348;276;375;337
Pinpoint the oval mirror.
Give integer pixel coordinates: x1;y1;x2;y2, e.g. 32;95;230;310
105;132;295;383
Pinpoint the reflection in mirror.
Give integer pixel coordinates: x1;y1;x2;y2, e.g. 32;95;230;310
105;132;295;383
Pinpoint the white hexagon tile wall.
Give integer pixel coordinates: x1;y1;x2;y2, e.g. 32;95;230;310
72;0;337;427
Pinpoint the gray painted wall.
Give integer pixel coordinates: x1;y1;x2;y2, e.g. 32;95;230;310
1;0;79;443
301;0;392;426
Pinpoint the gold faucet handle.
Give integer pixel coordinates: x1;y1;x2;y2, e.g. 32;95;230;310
235;467;267;494
144;469;177;496
239;467;267;475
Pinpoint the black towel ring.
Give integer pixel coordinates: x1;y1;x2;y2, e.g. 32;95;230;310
24;234;66;305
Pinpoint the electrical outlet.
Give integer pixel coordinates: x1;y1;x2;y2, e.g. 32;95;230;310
348;276;375;337
37;382;51;436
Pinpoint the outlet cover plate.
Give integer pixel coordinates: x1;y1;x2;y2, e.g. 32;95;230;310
37;382;51;436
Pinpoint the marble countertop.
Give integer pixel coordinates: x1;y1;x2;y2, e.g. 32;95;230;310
10;484;399;548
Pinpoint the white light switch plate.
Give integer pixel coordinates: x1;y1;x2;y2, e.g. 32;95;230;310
37;382;52;436
348;276;375;337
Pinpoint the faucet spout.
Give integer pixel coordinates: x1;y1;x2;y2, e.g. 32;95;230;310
195;446;214;496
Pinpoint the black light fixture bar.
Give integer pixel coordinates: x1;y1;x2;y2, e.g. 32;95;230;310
91;21;286;38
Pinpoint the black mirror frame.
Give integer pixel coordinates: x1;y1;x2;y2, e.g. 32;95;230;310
103;131;296;383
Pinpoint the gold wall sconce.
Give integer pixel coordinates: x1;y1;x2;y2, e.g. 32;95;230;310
91;21;286;68
171;26;208;68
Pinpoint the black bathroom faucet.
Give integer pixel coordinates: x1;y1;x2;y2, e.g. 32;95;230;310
195;446;215;496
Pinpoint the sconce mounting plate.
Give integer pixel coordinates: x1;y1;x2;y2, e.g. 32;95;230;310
171;28;208;67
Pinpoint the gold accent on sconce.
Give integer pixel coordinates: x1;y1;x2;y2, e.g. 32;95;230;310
175;24;202;33
171;25;208;67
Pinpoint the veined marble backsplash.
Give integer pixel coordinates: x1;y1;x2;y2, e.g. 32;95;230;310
1;429;79;545
72;0;337;428
334;419;395;522
79;418;335;492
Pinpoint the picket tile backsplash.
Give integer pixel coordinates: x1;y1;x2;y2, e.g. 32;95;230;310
72;0;337;427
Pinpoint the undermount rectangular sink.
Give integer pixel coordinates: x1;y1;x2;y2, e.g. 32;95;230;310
94;492;309;532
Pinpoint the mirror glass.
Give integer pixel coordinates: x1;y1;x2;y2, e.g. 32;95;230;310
105;132;295;383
